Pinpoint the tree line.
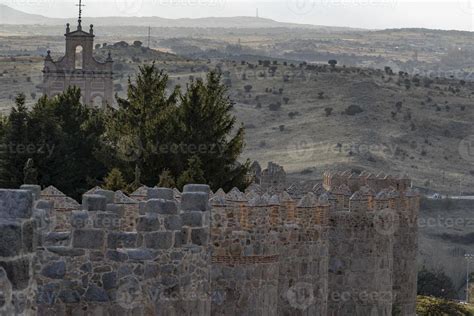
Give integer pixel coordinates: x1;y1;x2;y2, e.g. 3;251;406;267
0;64;250;199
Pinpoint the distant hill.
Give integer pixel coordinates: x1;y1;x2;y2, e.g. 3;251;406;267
0;4;355;31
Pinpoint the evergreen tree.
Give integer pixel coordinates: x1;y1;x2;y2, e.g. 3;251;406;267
158;169;176;188
103;168;126;191
0;88;108;199
0;94;30;188
107;63;180;185
126;164;143;194
177;156;206;190
177;71;250;191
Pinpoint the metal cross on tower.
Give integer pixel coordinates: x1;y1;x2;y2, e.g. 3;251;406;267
76;0;86;28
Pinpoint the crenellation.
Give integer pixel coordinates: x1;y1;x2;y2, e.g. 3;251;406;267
0;169;418;315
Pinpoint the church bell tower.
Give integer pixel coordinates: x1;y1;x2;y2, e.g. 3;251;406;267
42;0;114;107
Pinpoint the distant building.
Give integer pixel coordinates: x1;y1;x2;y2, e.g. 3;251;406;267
41;3;113;107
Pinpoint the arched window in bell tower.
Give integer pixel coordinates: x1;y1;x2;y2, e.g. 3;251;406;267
75;45;83;69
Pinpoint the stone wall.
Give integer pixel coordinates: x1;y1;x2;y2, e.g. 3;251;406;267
0;187;38;315
0;170;419;316
34;185;211;315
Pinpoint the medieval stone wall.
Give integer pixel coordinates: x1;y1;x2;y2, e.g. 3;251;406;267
0;170;419;316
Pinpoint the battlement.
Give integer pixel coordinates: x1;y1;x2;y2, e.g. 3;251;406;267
0;170;419;315
323;170;411;193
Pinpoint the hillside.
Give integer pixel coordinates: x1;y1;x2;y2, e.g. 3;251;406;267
217;61;474;194
0;5;352;30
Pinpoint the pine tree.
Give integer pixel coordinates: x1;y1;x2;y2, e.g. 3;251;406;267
158;169;176;188
103;168;126;191
126;164;142;193
177;71;250;191
107;63;180;185
0;94;30;188
177;156;206;190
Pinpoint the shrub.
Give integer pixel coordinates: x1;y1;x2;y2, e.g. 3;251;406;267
344;104;364;116
244;84;253;93
328;60;338;68
417;267;457;299
269;102;281;111
324;107;333;116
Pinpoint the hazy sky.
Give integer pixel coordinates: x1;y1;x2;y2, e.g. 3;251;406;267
2;0;474;31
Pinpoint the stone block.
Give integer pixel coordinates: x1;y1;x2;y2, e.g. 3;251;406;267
106;250;128;262
82;194;106;212
37;283;59;305
191;228;209;246
72;229;105;249
0;190;33;219
94;212;120;230
181;212;203;227
107;232;138;249
174;231;183;248
181;192;210;212
102;272;117;290
0;258;30;290
139;201;146;215
70;211;89;228
0;220;22;257
145;232;173;249
58;289;80;304
148;188;174;200
35;200;53;212
94;189;115;204
126;249;155;261
136;216;161;232
106;204;124;217
146;199;178;215
41;261;66;279
20;185;41;200
85;284;109;302
46;246;85;257
21;219;35;253
183;184;211;194
44;232;70;245
164;215;182;231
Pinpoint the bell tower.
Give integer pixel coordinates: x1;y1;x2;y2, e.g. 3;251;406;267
42;0;114;107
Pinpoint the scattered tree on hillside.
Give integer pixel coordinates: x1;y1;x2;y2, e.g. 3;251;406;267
328;60;338;68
